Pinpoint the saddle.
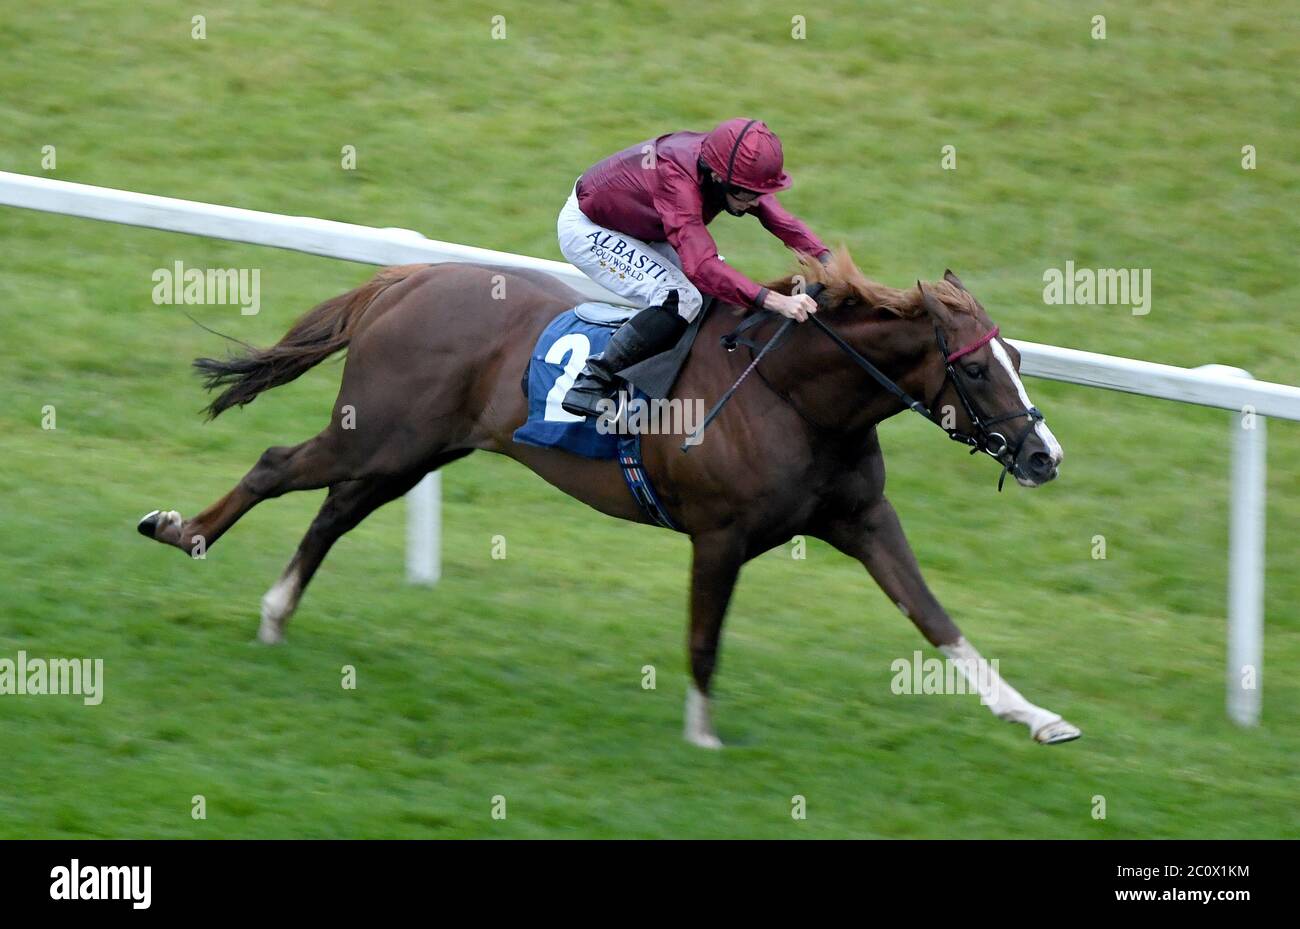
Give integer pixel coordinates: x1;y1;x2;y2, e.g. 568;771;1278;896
591;296;714;399
511;301;708;531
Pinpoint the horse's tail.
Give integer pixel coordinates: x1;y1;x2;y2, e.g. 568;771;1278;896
193;264;426;419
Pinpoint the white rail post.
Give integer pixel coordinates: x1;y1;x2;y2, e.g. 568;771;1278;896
1202;366;1266;726
405;473;441;586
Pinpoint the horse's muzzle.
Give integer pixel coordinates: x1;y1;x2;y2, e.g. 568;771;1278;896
1020;450;1059;484
1013;425;1063;487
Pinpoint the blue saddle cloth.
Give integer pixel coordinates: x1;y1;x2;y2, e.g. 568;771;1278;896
513;307;628;460
512;306;679;531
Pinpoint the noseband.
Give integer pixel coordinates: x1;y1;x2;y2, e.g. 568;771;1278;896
694;285;1044;491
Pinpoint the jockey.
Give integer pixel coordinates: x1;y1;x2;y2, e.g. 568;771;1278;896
558;117;830;417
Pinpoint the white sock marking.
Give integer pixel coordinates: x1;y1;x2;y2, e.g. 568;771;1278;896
684;684;723;749
258;569;300;642
940;637;1061;735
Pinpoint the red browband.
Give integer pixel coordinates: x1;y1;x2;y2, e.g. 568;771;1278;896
946;327;999;364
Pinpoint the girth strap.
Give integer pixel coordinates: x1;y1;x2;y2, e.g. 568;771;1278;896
618;434;679;530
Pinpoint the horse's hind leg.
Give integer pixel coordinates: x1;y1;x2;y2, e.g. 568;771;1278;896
257;450;471;643
257;473;415;643
138;429;364;554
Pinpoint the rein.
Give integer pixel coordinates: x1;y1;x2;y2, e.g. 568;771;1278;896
684;285;1043;491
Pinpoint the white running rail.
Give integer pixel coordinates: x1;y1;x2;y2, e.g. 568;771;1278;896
3;170;1296;726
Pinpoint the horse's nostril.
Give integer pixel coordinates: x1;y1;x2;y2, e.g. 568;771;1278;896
1028;451;1053;475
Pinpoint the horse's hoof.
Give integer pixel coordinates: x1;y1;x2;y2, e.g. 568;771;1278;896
137;509;182;543
256;621;285;645
684;731;724;750
137;510;161;538
1034;719;1082;745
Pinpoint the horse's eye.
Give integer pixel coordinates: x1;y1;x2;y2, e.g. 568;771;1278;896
964;364;985;379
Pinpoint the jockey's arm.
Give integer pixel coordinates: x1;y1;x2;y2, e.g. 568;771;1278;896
655;165;770;309
654;167;820;320
752;195;831;265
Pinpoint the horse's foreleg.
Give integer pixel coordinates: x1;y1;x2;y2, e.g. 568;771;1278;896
684;531;747;749
821;496;1080;745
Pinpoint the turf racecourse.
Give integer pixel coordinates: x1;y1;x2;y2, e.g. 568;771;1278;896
0;2;1296;838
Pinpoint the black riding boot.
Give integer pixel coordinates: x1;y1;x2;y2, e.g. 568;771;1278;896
561;291;687;418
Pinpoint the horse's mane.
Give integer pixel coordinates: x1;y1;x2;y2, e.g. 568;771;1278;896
764;248;978;318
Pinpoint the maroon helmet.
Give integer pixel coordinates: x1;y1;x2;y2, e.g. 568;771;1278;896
700;118;793;194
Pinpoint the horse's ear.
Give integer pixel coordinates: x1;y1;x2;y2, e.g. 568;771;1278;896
943;269;966;291
917;280;948;320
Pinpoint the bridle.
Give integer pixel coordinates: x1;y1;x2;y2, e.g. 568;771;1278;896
927;323;1045;490
690;284;1045;491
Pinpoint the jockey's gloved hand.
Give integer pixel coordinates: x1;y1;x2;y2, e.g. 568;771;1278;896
763;290;818;322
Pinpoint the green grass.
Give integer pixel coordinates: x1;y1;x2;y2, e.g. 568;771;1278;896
0;0;1296;838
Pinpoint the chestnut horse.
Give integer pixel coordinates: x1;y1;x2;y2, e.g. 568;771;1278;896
138;250;1079;746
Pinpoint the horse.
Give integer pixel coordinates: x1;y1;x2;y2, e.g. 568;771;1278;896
137;248;1080;747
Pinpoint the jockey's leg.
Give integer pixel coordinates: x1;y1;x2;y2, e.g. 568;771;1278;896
555;184;702;417
555;181;704;319
561;291;687;417
643;241;704;321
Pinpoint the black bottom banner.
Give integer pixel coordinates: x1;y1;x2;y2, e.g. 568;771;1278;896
0;838;1286;915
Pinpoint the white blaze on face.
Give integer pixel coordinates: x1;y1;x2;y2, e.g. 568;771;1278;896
988;339;1063;463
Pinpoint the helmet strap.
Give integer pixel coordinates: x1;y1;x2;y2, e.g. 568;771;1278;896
723;119;759;189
